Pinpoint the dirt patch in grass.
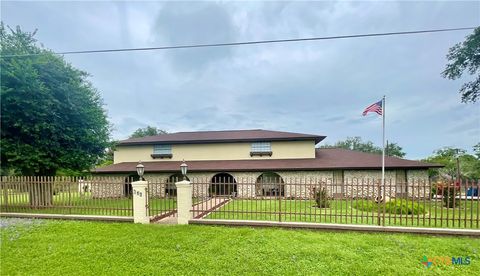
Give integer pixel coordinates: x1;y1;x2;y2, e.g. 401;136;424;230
0;218;46;241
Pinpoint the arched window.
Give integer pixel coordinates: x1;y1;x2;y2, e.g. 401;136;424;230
210;173;237;197
256;172;284;196
165;173;189;197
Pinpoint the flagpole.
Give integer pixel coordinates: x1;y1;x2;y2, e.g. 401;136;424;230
382;95;386;200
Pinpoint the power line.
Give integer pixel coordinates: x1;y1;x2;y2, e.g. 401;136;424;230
1;26;476;58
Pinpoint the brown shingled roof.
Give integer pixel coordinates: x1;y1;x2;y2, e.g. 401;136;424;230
95;148;442;173
117;129;325;145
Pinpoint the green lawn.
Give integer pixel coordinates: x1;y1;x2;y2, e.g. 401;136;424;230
1;218;478;275
0;192;176;217
205;199;480;229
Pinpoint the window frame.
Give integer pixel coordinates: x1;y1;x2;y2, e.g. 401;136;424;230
250;142;272;157
151;144;173;159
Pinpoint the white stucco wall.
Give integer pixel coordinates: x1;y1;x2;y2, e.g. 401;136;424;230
114;140;316;163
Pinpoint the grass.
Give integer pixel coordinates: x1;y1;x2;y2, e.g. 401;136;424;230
0;192;176;217
1;218;479;275
205;199;480;229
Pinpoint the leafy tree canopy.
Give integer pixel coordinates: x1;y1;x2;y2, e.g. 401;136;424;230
474;142;480;159
320;136;406;158
423;147;480;180
129;126;167;139
96;140;117;168
442;27;480;103
1;24;110;176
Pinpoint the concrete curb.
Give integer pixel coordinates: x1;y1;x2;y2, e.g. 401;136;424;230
0;212;133;222
189;219;480;236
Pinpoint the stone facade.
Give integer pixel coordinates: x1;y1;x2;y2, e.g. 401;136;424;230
341;169;430;199
143;173;171;198
94;169;430;199
276;171;334;199
229;172;262;198
343;170;397;199
406;169;430;198
188;172;216;198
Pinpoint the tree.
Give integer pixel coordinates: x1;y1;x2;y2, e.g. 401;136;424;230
423;147;480;180
1;24;110;178
94;127;167;168
320;136;406;158
129;126;167;138
474;142;480;159
385;142;406;159
442;27;480;103
96;140;117;167
324;136;380;153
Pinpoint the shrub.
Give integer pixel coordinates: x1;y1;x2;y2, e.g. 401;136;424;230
430;182;438;198
353;200;425;215
314;187;330;208
437;183;460;208
386;200;425;215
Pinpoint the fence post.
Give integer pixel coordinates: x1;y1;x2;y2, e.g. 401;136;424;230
376;180;381;226
176;180;192;224
132;180;149;224
1;177;8;207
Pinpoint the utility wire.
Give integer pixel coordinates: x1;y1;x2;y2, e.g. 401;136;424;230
1;26;476;58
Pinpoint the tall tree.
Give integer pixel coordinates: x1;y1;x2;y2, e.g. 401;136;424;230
320;136;406;158
474;142;480;159
423;147;480;180
96;140;117;167
1;24;110;176
129;126;167;138
96;127;168;168
442;27;480;103
385;142;406;159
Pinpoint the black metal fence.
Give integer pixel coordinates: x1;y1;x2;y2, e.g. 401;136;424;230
147;177;178;221
2;175;478;229
191;177;480;229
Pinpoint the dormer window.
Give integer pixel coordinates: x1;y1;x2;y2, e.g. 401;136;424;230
151;145;172;159
250;142;272;157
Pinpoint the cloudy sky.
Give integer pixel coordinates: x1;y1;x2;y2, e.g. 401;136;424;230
2;1;479;159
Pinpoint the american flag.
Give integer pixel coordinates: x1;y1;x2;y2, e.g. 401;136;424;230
362;100;383;116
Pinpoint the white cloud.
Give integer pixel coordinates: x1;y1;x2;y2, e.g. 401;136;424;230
1;0;479;158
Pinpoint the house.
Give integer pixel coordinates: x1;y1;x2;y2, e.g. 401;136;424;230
95;129;442;198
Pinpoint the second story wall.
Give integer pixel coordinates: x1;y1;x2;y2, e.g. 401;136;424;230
114;140;315;163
